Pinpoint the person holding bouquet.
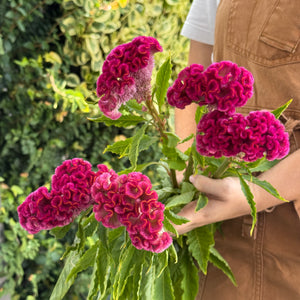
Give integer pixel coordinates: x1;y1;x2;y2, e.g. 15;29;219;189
175;0;300;299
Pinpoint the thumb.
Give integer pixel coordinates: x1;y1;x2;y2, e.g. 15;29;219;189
189;174;226;196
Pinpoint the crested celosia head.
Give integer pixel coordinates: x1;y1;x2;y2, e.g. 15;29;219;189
167;61;254;114
91;169;172;253
96;36;163;119
196;110;247;158
167;64;205;109
242;111;289;161
18;158;98;234
196;110;289;161
202;61;254;114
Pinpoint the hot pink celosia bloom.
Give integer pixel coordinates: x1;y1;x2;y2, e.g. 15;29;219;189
196;110;289;161
203;61;254;114
96;36;163;119
167;64;205;109
196;110;247;158
242;111;289;161
91;169;172;253
18;158;98;234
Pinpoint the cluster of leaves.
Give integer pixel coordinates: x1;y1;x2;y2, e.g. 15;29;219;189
0;0;192;299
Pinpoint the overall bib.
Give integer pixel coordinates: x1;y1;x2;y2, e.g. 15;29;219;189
197;0;300;299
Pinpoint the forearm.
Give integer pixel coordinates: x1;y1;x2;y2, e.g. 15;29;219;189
175;40;213;152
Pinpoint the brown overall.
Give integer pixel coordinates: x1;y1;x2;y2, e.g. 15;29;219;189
197;0;300;299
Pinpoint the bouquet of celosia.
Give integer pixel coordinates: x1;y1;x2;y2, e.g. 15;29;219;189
18;36;290;300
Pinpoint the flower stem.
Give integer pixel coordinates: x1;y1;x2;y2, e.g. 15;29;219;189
212;158;231;179
183;152;194;182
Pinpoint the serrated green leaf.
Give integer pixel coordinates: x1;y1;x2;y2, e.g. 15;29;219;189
165;159;187;171
155;56;172;111
49;251;81;300
88;114;146;127
164;210;190;225
180;248;199;300
179;133;194;145
247;158;279;173
50;223;72;239
163;216;178;237
66;243;98;281
140;263;155;300
195;193;208;211
153;266;175;300
164;132;180;148
236;171;256;235
187;226;215;274
113;244;136;299
129;124;148;169
181;182;195;193
155;251;169;278
165;191;195;209
272;99;293;119
244;175;287;202
104;138;131;157
209;247;236;286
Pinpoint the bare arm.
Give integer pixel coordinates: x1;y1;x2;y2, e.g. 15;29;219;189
174;149;300;234
175;40;213;152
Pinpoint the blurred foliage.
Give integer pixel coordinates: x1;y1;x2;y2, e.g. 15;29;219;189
0;0;191;298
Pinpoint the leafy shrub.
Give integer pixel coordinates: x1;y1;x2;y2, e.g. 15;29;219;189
0;0;191;298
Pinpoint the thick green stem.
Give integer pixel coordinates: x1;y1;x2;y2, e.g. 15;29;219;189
212;158;231;179
183;152;194;182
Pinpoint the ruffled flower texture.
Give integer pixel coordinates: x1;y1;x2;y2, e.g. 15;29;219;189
196;110;289;161
91;168;172;253
18;158;97;234
167;61;254;114
96;36;163;119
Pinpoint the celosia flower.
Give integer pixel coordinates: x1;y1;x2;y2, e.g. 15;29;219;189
18;158;98;234
17;187;57;234
196;110;247;158
203;61;254;114
96;36;163;119
91;170;172;253
242;111;289;161
196;110;289;161
167;64;205;109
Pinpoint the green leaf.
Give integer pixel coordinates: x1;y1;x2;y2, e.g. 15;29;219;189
50;223;72;239
195;193;208;211
209;247;236;286
236;171;257;235
155;56;172;111
180;248;199;300
163;216;178;237
113;244;136;299
155;251;169;278
165;191;195;209
153;266;175;300
129;124;148;169
104;138;131;157
164;132;180;148
66;243;98;281
49;251;81;300
195;106;207;124
186;226;215;274
164;210;190;225
272;99;293;119
88;114;146;127
243;175;287;202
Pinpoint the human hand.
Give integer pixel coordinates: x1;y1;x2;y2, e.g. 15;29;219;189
174;175;254;235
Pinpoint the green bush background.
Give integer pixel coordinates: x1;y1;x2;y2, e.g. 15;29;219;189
0;0;191;299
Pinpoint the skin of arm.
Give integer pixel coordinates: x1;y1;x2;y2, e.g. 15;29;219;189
174;149;300;235
175;40;213;152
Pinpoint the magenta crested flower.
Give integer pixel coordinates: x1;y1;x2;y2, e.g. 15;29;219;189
196;110;248;158
17;187;57;234
91;170;172;253
96;36;163;119
242;111;290;161
18;158;98;234
167;64;205;109
91;166;122;228
203;61;254;114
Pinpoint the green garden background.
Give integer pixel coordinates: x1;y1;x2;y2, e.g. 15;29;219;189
0;0;192;298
